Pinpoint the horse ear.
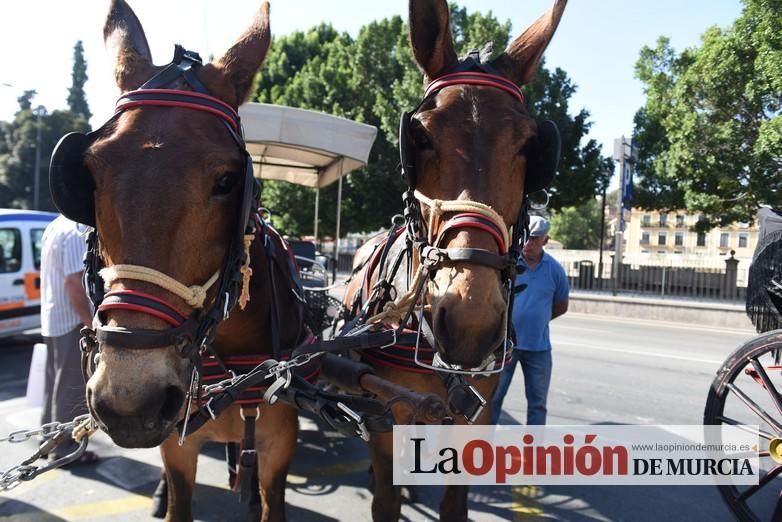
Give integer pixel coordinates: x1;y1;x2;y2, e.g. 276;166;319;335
213;2;271;105
103;0;154;91
492;0;567;86
408;0;458;82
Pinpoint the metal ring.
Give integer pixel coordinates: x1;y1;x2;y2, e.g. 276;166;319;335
258;207;273;222
239;405;261;421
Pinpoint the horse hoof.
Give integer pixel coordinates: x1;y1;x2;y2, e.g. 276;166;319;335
150;478;168;518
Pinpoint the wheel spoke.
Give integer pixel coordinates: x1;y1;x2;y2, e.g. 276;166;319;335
737;464;782;501
727;383;782;433
750;358;782;416
717;416;776;441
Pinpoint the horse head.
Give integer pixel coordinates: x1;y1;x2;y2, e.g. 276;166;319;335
52;0;271;448
403;0;565;368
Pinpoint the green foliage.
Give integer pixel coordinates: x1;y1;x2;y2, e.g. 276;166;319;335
254;4;611;237
67;41;91;120
526;63;613;209
548;198;605;249
0;100;90;209
633;0;782;228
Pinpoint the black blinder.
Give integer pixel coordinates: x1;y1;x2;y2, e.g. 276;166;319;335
398;111;417;188
49;132;96;227
525;119;561;194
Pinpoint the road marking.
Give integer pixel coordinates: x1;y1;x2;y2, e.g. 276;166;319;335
557;340;724;364
565;312;754;336
511;485;543;519
288;458;372;484
554;324;611;334
50;494;151;520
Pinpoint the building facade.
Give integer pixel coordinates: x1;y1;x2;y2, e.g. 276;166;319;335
624;209;758;258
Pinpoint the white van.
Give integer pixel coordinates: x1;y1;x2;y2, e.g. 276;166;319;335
0;209;58;338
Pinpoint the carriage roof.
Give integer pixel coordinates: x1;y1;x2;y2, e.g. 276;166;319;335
239;103;378;189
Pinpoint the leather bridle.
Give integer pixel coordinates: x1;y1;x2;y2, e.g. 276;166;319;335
75;46;260;378
396;57;534;375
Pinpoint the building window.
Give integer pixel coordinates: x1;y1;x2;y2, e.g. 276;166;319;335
675;232;684;246
739;233;748;248
720;232;730;248
659;213;668;227
658;232;667;246
697;232;706;247
640;232;650;245
642;215;651;227
676;215;685;228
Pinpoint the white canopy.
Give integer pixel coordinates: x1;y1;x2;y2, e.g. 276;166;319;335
238;103;378;189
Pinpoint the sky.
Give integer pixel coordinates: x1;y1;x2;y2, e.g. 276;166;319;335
0;0;744;172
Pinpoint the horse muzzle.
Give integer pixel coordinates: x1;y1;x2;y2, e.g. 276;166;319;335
86;345;188;448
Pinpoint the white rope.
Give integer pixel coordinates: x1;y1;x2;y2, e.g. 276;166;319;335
413;190;510;248
99;265;220;309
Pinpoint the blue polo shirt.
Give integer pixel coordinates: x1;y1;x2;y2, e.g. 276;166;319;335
512;251;569;352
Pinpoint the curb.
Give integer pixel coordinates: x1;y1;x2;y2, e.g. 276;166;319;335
569;292;753;330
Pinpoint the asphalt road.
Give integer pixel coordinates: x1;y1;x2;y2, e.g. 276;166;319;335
0;314;761;521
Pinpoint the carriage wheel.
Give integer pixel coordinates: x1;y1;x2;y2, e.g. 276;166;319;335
704;329;782;521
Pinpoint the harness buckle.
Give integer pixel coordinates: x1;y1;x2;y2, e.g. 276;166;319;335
262;369;292;405
421;246;447;269
336;402;370;442
205;397;219;421
380;329;398;349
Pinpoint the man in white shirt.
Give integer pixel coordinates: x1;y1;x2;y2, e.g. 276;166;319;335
40;215;95;462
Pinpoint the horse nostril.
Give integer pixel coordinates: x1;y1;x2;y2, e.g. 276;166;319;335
160;386;185;421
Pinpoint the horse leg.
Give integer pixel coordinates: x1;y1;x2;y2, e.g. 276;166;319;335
368;432;402;522
437;375;497;522
439;485;469;522
256;405;298;522
150;471;168;518
160;434;200;522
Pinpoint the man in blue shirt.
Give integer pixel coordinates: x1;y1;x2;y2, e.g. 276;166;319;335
491;216;569;425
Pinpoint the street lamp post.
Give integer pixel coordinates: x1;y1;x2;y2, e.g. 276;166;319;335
32;106;44;210
597;183;607;289
612;136;639;295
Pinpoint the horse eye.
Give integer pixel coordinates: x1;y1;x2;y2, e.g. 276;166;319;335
410;122;432;150
519;135;538;157
212;173;238;196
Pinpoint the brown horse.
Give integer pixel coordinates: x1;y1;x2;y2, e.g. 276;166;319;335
49;1;308;520
344;0;567;520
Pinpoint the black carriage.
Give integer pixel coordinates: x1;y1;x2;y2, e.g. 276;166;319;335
705;207;782;521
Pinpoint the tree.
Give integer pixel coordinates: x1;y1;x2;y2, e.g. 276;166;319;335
254;4;612;237
0;97;89;209
548;198;604;249
67;41;91;120
633;0;782;229
525;63;613;209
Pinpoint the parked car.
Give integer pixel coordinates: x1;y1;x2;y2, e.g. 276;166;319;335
0;209;58;338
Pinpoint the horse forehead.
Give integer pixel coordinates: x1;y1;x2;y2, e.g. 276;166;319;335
93;110;234;169
431;86;526;129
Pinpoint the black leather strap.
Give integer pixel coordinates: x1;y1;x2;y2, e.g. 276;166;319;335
443;248;512;271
